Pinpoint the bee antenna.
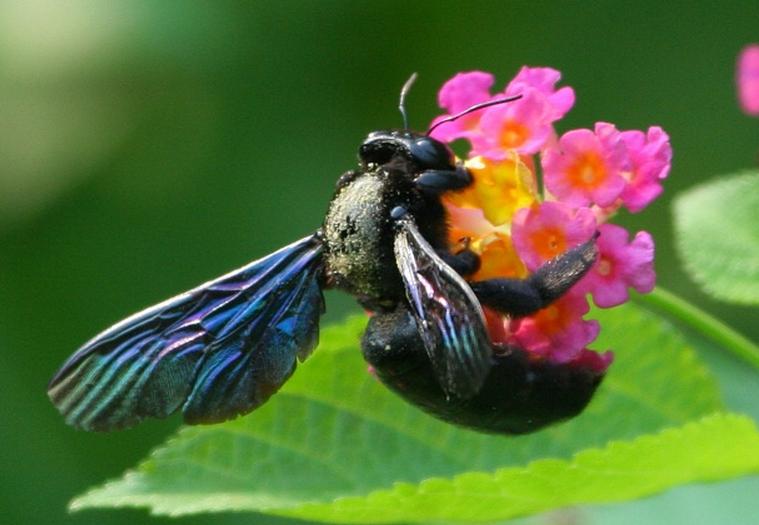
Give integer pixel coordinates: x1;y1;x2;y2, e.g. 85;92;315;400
426;94;523;136
399;72;418;130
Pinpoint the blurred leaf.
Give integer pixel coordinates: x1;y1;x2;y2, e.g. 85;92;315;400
674;171;759;305
69;302;754;521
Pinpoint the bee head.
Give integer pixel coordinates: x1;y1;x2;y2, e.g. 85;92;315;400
359;130;456;172
358;74;521;175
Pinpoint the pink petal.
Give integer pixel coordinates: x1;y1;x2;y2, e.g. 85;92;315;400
737;45;759;115
512;202;596;271
430;71;496;143
507;66;562;94
592;278;629;308
438;71;495;114
591;174;627;207
625;231;656;293
506;66;575;120
473;90;553;157
572;348;614;373
581;224;655;308
543;125;628;208
618;126;671;212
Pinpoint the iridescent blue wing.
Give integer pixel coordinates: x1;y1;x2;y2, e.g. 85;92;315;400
48;234;324;431
393;216;492;399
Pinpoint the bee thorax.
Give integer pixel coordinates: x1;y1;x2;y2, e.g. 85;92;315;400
323;172;402;302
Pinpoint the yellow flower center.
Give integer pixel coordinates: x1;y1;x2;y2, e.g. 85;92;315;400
544;305;560;321
532;302;572;335
598;258;612;276
447;155;537;227
568;152;607;189
470;233;527;280
500;121;529;149
532;227;567;260
443;156;537;286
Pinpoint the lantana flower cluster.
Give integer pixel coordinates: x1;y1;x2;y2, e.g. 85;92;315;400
431;68;671;372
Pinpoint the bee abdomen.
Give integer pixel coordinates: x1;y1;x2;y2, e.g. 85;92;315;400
361;308;604;435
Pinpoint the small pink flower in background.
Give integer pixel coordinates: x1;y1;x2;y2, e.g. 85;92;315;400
737;44;759;116
471;90;554;158
511;201;596;271
579;223;656;308
505;66;575;121
510;293;600;363
430;71;494;142
542;122;629;207
619;126;672;212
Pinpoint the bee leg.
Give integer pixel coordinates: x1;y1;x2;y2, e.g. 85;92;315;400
414;165;472;192
439;248;480;277
361;307;471;420
361;307;429;379
470;235;598;317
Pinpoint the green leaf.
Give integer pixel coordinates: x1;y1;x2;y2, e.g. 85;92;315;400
639;288;759;371
69;301;756;522
279;413;759;523
674;171;759;305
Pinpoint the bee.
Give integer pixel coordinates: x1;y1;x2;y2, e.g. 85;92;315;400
48;76;603;435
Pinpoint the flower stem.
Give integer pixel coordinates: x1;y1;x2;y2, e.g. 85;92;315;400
638;287;759;371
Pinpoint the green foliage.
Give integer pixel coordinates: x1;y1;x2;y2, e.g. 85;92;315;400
674;171;759;305
71;303;759;521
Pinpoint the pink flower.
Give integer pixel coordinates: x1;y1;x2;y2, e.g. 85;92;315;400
430;67;575;148
572;348;614;373
510;292;600;363
428;66;665;371
737;45;759;116
543;122;629;207
579;223;655;308
619;126;672;213
505;66;575;121
512;201;597;271
470;90;554;158
438;71;494;113
429;71;494;142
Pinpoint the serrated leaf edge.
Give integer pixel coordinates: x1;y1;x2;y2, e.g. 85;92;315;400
71;412;759;522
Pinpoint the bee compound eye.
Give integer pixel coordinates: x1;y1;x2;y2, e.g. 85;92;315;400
411;136;455;170
390;206;408;220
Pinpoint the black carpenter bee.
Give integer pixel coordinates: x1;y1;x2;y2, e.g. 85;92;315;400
48;76;603;435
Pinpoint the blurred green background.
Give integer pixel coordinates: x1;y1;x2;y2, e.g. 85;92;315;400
1;1;758;524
